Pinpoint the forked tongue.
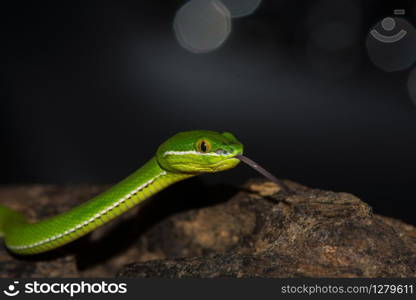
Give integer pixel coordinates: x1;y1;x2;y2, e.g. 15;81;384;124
235;155;290;193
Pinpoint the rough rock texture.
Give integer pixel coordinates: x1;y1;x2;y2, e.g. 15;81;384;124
0;179;415;278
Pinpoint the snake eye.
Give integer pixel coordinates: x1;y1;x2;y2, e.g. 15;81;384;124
197;140;211;153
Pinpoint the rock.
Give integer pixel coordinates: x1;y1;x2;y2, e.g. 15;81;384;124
117;180;416;277
0;179;415;278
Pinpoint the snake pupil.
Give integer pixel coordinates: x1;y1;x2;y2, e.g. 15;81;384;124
200;141;207;152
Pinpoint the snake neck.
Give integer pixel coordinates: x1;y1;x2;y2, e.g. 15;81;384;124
141;157;195;193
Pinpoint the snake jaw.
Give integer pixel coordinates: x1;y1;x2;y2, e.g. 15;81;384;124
212;157;241;172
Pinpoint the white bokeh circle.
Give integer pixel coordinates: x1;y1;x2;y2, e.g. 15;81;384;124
174;0;231;53
219;0;262;18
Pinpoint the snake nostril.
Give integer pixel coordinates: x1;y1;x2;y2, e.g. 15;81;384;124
216;149;228;155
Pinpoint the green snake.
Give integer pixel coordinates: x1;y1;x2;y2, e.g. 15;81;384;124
0;130;286;255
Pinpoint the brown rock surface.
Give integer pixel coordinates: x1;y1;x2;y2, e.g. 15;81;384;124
0;179;415;278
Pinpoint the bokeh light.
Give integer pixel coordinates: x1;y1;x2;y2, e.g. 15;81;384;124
366;17;416;72
219;0;262;18
174;0;231;53
408;67;416;106
309;21;356;51
305;0;361;79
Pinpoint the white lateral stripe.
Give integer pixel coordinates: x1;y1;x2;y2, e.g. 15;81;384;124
163;150;220;157
8;171;167;251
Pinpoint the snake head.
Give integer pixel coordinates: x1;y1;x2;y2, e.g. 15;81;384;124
156;130;243;174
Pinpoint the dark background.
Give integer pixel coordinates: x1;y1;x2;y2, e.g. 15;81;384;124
1;0;416;225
